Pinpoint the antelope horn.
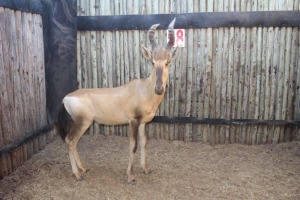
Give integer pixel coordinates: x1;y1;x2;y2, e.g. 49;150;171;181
148;23;160;51
165;18;176;51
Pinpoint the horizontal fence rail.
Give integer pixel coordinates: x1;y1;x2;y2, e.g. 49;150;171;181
78;11;300;31
0;125;54;157
151;117;300;126
0;0;44;14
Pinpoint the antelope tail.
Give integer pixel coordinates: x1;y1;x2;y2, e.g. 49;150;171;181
56;103;72;142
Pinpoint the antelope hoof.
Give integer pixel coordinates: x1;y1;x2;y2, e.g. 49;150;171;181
127;175;136;185
144;169;151;175
74;173;84;181
128;179;136;185
81;168;89;173
143;166;151;174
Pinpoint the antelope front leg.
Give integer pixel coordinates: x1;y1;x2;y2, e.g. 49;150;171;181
127;120;138;184
139;123;150;174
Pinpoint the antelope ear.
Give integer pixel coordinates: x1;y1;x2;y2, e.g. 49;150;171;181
171;47;180;61
141;44;152;60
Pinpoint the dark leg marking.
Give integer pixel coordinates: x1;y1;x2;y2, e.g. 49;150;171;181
131;120;139;153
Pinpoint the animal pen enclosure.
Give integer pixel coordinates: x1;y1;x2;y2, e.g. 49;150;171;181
77;0;300;144
0;0;300;198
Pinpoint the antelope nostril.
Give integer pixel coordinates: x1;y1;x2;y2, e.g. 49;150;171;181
155;86;164;95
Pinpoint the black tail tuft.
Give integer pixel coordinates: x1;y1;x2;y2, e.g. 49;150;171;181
56;103;72;142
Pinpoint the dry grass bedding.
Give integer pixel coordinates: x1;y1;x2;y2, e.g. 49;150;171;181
0;134;299;200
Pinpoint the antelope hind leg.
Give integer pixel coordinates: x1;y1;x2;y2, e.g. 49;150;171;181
71;133;89;173
67;141;83;180
66;118;92;180
73;144;89;173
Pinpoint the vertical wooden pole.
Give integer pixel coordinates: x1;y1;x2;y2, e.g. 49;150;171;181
0;8;8;177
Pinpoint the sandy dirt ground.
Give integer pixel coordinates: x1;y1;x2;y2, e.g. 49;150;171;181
0;134;299;200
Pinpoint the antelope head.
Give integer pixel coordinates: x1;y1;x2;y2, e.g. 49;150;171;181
141;18;179;95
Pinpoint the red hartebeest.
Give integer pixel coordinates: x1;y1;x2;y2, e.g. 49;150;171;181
57;18;179;184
